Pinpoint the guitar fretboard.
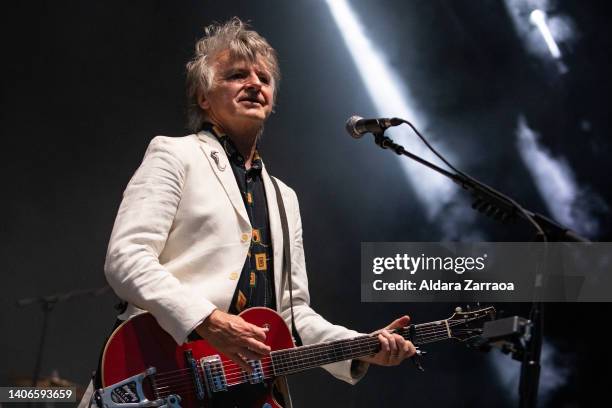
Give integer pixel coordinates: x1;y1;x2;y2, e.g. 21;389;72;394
270;320;453;376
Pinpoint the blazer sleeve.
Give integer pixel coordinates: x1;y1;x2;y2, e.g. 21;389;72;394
277;186;369;385
104;136;216;345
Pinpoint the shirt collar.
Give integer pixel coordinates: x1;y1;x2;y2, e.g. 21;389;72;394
202;122;263;173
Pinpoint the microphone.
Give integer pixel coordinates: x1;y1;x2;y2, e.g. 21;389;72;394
345;115;403;138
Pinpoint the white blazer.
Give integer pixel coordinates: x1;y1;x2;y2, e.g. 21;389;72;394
104;131;367;384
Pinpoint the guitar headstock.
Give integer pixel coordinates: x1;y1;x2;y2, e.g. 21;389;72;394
445;305;496;342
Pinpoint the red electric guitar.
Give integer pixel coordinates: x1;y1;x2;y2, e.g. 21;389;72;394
95;306;495;408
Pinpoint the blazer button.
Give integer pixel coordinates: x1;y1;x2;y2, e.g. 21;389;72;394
229;272;239;280
240;233;250;243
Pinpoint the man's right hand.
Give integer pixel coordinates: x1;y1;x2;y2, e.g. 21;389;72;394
195;309;270;372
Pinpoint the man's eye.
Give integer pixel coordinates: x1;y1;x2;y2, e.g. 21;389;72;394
258;75;270;85
228;72;246;80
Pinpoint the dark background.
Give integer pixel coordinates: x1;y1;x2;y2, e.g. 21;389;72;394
2;1;611;407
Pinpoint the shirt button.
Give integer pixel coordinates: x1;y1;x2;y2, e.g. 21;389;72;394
229;272;239;280
241;233;250;243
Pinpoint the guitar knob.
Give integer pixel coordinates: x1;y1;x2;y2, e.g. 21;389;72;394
455;307;462;313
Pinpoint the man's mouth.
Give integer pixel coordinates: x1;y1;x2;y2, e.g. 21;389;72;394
239;96;264;105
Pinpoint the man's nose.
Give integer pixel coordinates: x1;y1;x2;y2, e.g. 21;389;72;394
245;72;263;89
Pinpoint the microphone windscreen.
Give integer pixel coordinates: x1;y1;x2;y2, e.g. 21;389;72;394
345;115;364;138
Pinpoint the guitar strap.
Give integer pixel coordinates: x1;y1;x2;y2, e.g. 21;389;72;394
270;176;303;347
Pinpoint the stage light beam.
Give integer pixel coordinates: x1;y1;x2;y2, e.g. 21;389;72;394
529;9;562;59
324;0;464;224
516;115;601;237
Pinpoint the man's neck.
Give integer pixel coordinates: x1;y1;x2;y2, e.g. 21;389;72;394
230;133;258;169
210;120;262;169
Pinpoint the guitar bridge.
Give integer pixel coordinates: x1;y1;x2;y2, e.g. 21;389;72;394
94;367;181;408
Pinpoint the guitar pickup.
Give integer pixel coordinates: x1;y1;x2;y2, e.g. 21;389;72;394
200;356;228;393
245;360;264;384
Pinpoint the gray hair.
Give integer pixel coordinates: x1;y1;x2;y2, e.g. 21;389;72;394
185;17;280;132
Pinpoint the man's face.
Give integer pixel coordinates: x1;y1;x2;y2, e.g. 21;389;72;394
199;51;274;133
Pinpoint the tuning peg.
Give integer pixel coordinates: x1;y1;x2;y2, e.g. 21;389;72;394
455;306;463;313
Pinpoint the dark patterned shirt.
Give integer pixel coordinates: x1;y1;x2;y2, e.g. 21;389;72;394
203;123;276;313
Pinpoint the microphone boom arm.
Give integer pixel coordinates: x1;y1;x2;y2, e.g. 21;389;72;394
369;130;589;242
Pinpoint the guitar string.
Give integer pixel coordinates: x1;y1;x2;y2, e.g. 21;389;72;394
153;319;477;381
154;327;477;390
243;330;476;378
154;329;477;391
156;333;461;399
155;328;445;386
153;324;479;387
155;329;478;397
220;322;478;377
153;316;491;387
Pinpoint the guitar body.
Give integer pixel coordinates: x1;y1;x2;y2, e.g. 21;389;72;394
100;307;295;408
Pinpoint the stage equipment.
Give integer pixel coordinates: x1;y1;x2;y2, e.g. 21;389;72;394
347;114;589;408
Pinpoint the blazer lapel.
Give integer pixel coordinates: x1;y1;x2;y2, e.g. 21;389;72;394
196;131;250;225
262;166;285;310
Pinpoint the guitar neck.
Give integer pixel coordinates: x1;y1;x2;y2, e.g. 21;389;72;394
270;320;453;376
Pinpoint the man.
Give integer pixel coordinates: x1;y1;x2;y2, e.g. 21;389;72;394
103;17;415;405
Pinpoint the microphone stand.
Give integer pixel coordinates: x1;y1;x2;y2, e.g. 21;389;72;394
368;128;589;408
16;285;111;389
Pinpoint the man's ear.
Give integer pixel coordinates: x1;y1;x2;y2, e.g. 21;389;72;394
197;91;210;110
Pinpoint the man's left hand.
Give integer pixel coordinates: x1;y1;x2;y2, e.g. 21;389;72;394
358;315;416;366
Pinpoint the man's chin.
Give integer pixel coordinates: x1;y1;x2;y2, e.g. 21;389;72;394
226;115;266;135
237;111;269;124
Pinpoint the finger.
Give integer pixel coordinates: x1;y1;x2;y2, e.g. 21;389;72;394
378;332;396;365
245;337;271;355
386;315;411;330
383;334;400;365
239;348;265;361
228;352;253;373
399;337;410;357
248;323;269;342
385;332;399;356
392;334;407;358
396;340;416;361
406;341;417;357
378;333;390;353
